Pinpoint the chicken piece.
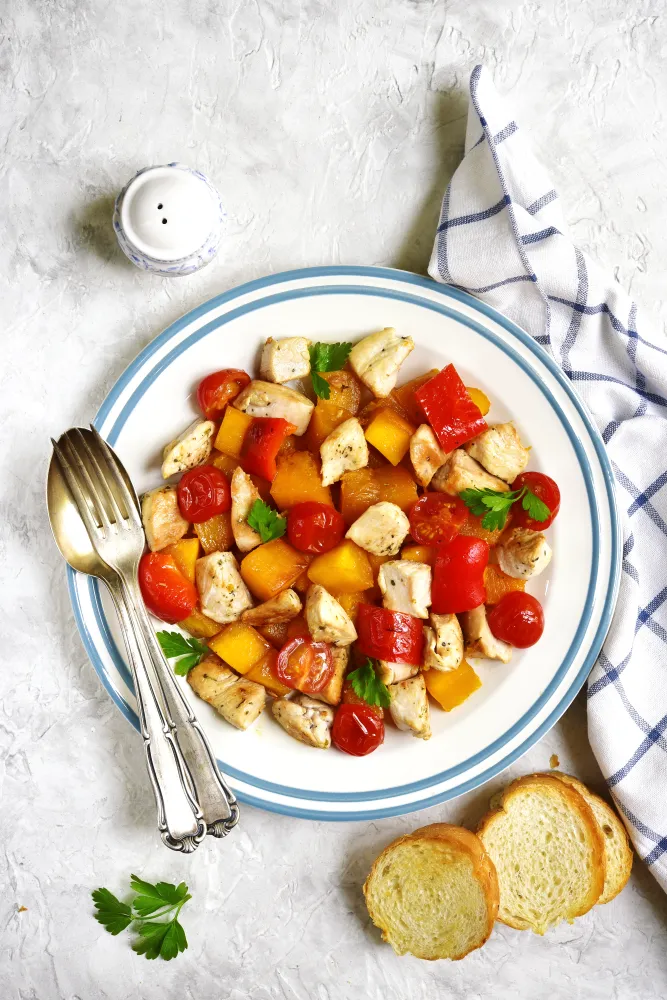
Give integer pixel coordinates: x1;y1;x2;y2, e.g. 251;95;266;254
188;656;265;730
259;336;311;384
409;424;449;488
464;422;530;483
388;674;431;740
497;527;553;579
272;693;334;749
232;380;314;436
141;486;189;551
345;502;410;557
320;417;368;487
378;560;432;619
161;419;216;479
196;551;254;624
230;467;262;553
431;449;510;496
305;585;357;646
241;588;302;626
422;613;464;672
348;328;415;398
461;605;512;663
319;646;349;707
377;660;420;685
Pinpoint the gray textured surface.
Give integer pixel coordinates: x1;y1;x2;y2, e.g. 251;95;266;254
2;1;667;997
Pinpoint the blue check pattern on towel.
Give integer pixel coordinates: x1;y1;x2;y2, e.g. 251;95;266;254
429;65;667;892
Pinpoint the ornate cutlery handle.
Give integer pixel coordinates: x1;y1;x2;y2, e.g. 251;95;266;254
105;579;205;852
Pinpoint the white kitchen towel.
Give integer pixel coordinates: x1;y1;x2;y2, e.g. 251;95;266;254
429;64;667;892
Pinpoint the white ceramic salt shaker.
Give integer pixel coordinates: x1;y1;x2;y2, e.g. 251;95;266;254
113;163;225;275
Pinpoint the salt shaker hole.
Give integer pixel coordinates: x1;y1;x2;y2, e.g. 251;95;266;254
157;203;163;209
162;218;168;224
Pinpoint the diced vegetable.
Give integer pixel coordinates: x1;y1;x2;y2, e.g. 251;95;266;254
208;621;272;674
319;370;363;413
401;544;435;565
307;540;374;594
483;564;526;605
139;552;197;624
292;569;311;593
241;417;297;481
304;400;353;451
431;536;489;614
286;615;310;638
275;636;334;694
340;465;418;524
210;451;239;478
415;364;488;452
330;590;369;623
390;369;439;424
244;648;292;697
240;538;311;601
256;620;291;649
466;386;490;416
409;494;468;547
270;451;333;509
214;406;253;459
356;604;424;665
178;607;221;639
163;537;200;583
364;407;415;466
459;510;508;545
423;660;482;711
194;512;234;554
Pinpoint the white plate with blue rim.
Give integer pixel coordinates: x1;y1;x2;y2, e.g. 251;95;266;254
69;266;621;821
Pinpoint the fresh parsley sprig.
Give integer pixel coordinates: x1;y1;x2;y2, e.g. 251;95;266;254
247;498;286;543
309;342;353;400
157;631;209;675
347;657;391;709
459;485;550;532
92;875;191;961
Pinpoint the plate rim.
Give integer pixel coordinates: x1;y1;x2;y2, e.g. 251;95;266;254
68;265;621;819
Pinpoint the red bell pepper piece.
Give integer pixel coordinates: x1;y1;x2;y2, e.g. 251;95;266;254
431;535;489;614
356;604;424;665
240;417;297;481
415;364;487;452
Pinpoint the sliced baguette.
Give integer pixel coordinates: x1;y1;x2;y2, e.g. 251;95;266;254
363;823;499;960
553;773;633;904
477;773;605;934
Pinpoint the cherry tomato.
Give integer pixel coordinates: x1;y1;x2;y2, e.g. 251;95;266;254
487;592;545;648
332;703;385;756
287;502;346;554
275;636;334;694
409;493;468;546
356;604;424;665
197;368;250;420
241;417;297;481
177;465;231;523
138;552;197;624
431;536;489;614
511;471;561;531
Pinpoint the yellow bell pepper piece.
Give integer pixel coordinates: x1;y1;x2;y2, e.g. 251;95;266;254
401;544;435;566
364;407;416;466
163;537;200;583
214;407;253;459
270;451;332;509
330;590;369;623
245;649;291;697
240;538;311;602
177;607;221;639
466;387;491;416
194;512;234;554
307;540;374;594
208;622;271;675
424;660;482;711
210;450;239;478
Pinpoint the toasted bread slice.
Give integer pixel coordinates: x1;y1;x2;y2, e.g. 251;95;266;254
553;773;633;904
477;773;605;934
363;823;499;960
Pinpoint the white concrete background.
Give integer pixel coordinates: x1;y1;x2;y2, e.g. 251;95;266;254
2;1;667;997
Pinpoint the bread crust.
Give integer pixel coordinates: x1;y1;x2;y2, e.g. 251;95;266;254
363;823;499;961
477;773;606;931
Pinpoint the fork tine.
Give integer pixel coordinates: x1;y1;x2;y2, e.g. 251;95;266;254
51;436;106;541
89;426;142;528
72;427;127;527
62;430;112;533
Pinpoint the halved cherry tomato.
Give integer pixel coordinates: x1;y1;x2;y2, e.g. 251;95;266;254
431;536;489;614
511;472;561;531
197;368;250;420
241;417;297;481
356;604;424;665
275;636;334;694
332;703;385;756
487;592;544;647
177;465;231;523
409;493;468;546
287;501;346;554
138;552;197;623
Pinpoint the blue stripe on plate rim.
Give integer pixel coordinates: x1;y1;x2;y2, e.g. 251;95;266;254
67;266;621;820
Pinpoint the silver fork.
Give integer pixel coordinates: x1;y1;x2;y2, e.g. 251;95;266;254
52;426;239;850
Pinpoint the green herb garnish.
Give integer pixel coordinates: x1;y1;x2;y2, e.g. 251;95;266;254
247;498;286;543
309;342;353;400
347;657;392;708
459;486;550;532
156;631;209;675
92;875;191;961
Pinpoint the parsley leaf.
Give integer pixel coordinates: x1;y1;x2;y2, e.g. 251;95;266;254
347;658;392;709
156;631;209;676
309;342;353;400
522;489;550;522
459;485;550;531
92;876;191;961
247;498;286;543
